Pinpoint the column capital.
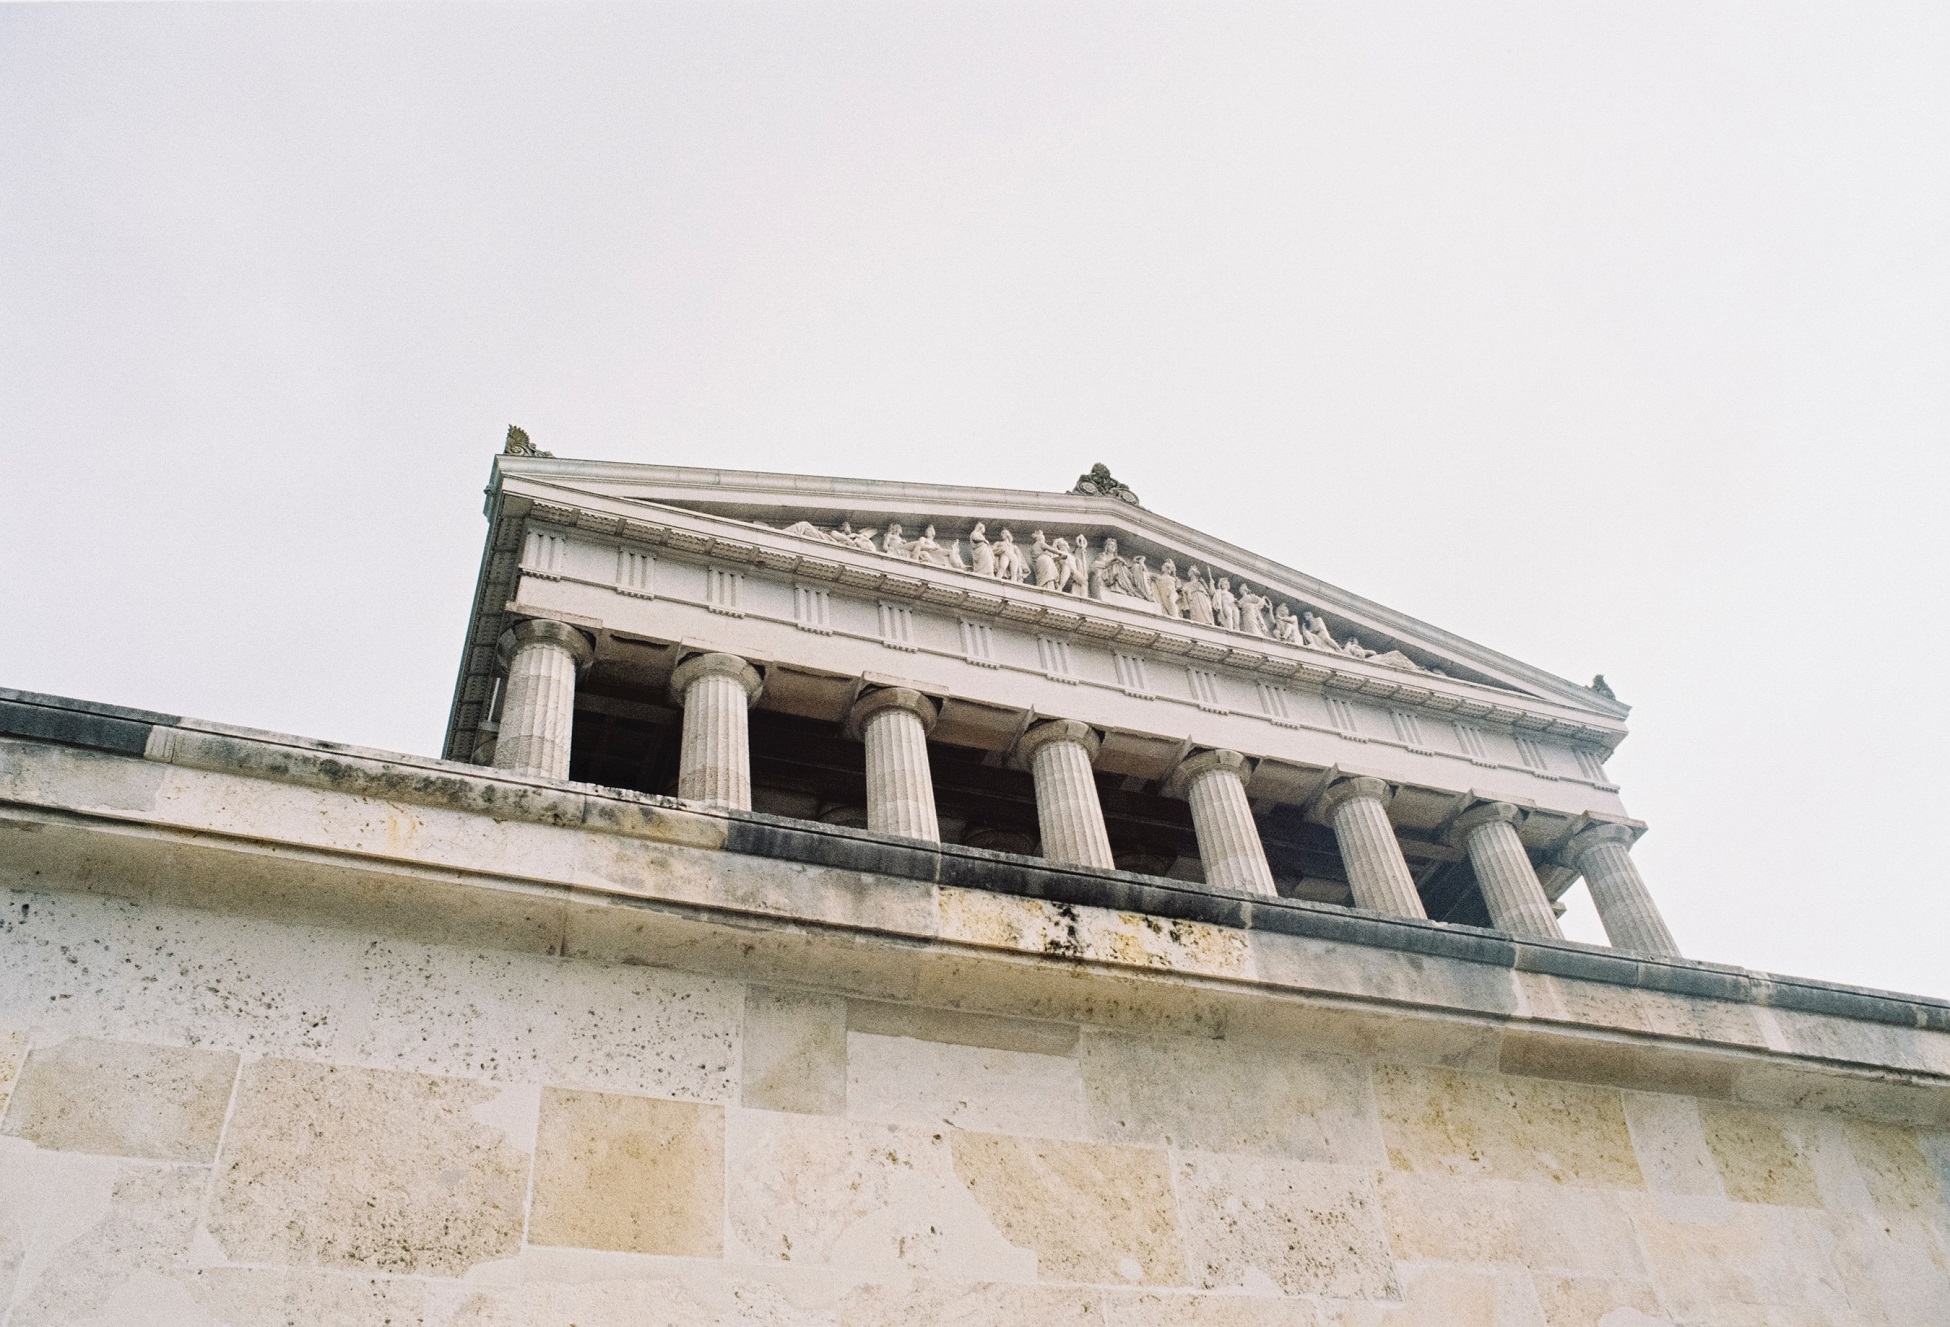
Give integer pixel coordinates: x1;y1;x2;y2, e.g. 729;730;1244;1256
1010;718;1101;770
1447;800;1523;847
843;686;939;741
1565;820;1638;863
496;618;594;671
669;652;763;708
1315;775;1391;821
1163;748;1248;799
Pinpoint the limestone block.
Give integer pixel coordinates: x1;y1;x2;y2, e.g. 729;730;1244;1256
1327;1262;1549;1327
171;1266;431;1326
349;938;741;1103
206;1057;529;1276
529;1086;725;1257
837;1279;1104;1326
847;1031;1088;1136
1078;1031;1384;1166
0;1026;26;1115
1622;1195;1852;1322
847;999;1080;1057
0;1037;237;1162
743;987;847;1115
949;1131;1188;1285
1695;1102;1823;1208
1826;1209;1950;1325
1621;1092;1726;1198
1377;1173;1646;1277
725;1110;1034;1279
0;1146;204;1327
1103;1292;1323;1326
935;888;1252;984
1173;1152;1396;1298
1843;1119;1950;1224
444;1274;832;1327
1371;1064;1643;1188
1528;1274;1668;1327
0;888;354;1059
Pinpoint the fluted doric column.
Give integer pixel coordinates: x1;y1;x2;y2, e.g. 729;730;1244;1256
1451;802;1562;940
1013;720;1114;869
1567;822;1680;956
1317;776;1426;918
1166;749;1275;896
493;619;595;780
668;652;763;810
844;687;942;842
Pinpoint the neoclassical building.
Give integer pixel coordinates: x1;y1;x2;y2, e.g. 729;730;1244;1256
1;440;1945;1325
456;448;1673;955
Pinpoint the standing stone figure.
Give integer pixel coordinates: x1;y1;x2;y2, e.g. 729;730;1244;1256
1031;532;1060;589
1183;566;1215;625
1237;584;1271;637
1273;603;1303;644
1213;578;1241;631
1065;536;1090;596
1151;559;1183;617
968;523;996;577
1129;555;1154;603
995;529;1027;583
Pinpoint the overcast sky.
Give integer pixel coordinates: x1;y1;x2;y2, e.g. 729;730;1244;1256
4;2;1946;998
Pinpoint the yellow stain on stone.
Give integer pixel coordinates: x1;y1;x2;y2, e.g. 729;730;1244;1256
1844;1119;1950;1223
1696;1101;1824;1207
949;1130;1188;1285
528;1086;725;1257
1371;1063;1644;1187
1;1037;237;1163
206;1058;529;1276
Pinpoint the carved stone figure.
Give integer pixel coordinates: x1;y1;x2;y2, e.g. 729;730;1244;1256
1590;674;1616;700
912;524;965;569
1182;566;1215;625
968;523;996;578
1237;584;1270;637
780;520;828;541
1031;531;1061;590
995;528;1027;583
1343;636;1376;660
504;424;553;457
1070;462;1141;506
837;522;879;553
1089;537;1141;599
1213;577;1241;631
1301;611;1338;651
1129;555;1153;601
1064;536;1089;596
1273;603;1303;644
881;523;912;560
1151;559;1183;618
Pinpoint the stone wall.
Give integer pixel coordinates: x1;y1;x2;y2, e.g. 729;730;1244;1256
3;883;1948;1327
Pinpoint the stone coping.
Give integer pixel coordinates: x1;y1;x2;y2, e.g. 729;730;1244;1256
4;685;1947;1036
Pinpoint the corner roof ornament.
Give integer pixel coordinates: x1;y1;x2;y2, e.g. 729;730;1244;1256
504;424;552;457
1070;462;1140;507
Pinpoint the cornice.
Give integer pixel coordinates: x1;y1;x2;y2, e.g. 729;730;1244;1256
495;478;1628;750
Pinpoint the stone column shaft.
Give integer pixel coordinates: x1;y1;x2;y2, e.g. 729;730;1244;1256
670;653;763;810
846;688;941;842
1456;804;1562;940
1170;750;1275;896
1572;825;1680;956
492;620;593;780
1320;778;1426;918
1015;720;1115;870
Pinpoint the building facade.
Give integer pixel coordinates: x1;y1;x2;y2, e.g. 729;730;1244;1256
0;444;1945;1325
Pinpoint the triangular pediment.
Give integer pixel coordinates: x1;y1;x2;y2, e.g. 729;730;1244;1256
490;455;1626;721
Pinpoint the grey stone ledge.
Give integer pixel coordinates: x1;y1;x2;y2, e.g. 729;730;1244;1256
5;685;1947;1035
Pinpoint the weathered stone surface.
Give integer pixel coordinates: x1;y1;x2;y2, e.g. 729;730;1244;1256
529;1086;725;1257
1080;1032;1382;1165
444;1274;830;1327
1623;1194;1852;1322
838;1278;1103;1326
0;1026;26;1115
846;999;1080;1056
1621;1091;1726;1198
847;1031;1088;1135
1844;1119;1950;1223
743;986;848;1115
726;1110;1032;1278
173;1266;431;1326
950;1130;1187;1285
1173;1152;1395;1297
0;1037;236;1162
1372;1064;1643;1187
1327;1261;1548;1326
1378;1173;1645;1277
1528;1274;1667;1327
1104;1292;1321;1326
1696;1102;1824;1207
206;1057;529;1276
0;1145;203;1327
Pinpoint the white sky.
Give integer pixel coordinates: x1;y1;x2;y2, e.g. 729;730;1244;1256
3;2;1946;998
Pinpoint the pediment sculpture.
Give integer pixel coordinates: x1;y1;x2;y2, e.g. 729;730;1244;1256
759;512;1439;675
